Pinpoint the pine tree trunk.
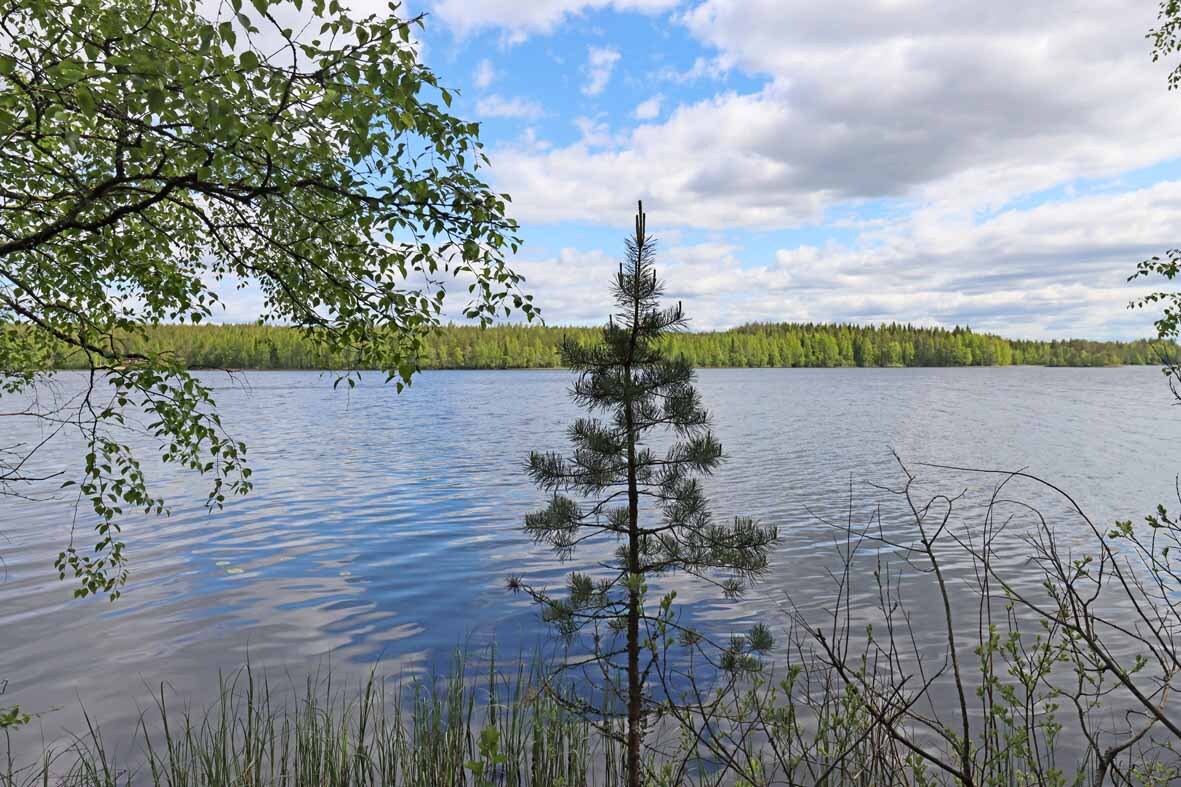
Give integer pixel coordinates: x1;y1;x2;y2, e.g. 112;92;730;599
624;382;642;787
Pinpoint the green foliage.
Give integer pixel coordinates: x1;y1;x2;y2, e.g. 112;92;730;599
1150;0;1181;90
1134;6;1181;393
512;203;777;787
1129;249;1181;396
0;680;27;734
0;0;528;597
34;321;1166;371
0;706;28;730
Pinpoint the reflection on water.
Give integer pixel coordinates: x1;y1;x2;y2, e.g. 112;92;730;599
1;367;1178;748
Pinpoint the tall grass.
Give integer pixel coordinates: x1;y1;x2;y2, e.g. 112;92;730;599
1;653;622;787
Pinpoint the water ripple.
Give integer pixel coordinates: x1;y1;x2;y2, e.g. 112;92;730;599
1;367;1178;748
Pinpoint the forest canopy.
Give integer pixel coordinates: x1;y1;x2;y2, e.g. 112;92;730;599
36;322;1172;371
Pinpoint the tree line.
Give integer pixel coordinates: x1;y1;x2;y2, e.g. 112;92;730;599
41;322;1172;370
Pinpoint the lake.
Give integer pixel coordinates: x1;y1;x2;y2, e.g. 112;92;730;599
1;366;1178;752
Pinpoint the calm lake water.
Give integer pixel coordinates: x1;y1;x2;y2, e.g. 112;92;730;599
2;366;1179;751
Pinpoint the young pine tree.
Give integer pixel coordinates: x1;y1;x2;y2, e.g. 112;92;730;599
510;202;778;787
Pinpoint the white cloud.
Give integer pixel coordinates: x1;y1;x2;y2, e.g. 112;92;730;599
582;46;622;96
473;58;496;89
655;56;728;83
633;94;663;119
496;181;1181;339
488;0;1181;230
507;249;619;323
430;0;678;40
475;94;546;120
573;115;619;147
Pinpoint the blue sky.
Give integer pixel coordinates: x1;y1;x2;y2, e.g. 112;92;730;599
236;0;1181;339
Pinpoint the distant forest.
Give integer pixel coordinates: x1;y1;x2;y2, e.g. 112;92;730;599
45;323;1173;370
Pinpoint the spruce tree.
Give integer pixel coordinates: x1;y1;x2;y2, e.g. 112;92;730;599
509;202;778;786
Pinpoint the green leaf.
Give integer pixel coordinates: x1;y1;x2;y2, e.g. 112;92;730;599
146;86;166;113
75;87;96;117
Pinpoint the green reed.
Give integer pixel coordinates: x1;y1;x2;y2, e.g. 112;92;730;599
1;652;623;787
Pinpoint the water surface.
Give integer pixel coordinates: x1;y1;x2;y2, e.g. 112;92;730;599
1;367;1177;748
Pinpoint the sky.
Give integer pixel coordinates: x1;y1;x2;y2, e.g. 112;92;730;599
242;0;1181;340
